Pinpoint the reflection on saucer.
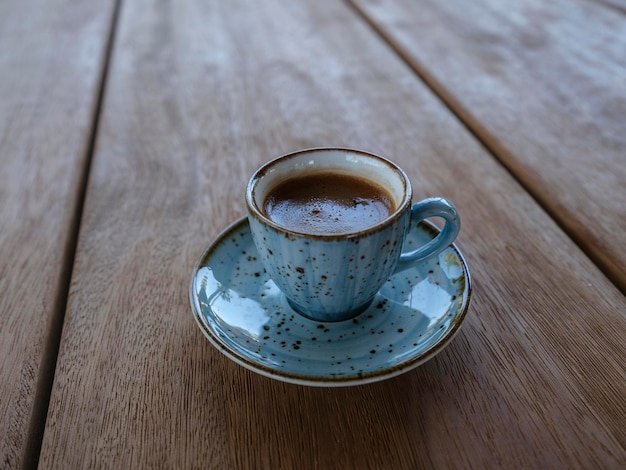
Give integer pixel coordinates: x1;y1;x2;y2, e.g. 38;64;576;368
190;217;471;387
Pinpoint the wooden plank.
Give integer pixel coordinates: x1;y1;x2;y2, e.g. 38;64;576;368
40;0;626;467
0;0;116;468
351;0;626;293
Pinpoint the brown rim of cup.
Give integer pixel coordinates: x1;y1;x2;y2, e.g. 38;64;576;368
245;147;413;240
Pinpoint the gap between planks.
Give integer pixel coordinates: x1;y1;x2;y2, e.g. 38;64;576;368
345;0;625;296
21;1;124;468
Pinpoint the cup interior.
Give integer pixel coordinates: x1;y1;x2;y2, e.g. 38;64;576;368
247;148;411;234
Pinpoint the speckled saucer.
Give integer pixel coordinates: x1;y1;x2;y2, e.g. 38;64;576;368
190;216;471;387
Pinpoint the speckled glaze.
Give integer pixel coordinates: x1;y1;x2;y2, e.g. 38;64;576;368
246;148;460;322
189;216;471;387
248;206;410;321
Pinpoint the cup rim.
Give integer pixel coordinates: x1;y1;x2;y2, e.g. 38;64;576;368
246;147;413;239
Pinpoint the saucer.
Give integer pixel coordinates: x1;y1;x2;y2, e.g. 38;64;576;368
189;216;471;387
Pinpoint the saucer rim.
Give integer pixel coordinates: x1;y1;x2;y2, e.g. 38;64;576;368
189;216;472;387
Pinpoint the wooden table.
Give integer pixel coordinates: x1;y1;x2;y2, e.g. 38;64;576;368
2;0;625;468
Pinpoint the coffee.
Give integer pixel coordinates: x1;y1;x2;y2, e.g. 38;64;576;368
263;171;395;235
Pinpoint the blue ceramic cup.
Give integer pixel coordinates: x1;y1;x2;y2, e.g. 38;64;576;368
246;148;460;322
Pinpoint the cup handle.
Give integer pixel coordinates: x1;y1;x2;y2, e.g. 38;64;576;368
394;197;460;273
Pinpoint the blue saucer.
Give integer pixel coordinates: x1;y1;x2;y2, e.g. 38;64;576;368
190;216;471;386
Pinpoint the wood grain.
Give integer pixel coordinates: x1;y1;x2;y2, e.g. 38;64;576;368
350;0;626;293
0;1;115;468
39;0;626;468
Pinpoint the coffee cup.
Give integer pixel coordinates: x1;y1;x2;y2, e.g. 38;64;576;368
246;148;460;322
